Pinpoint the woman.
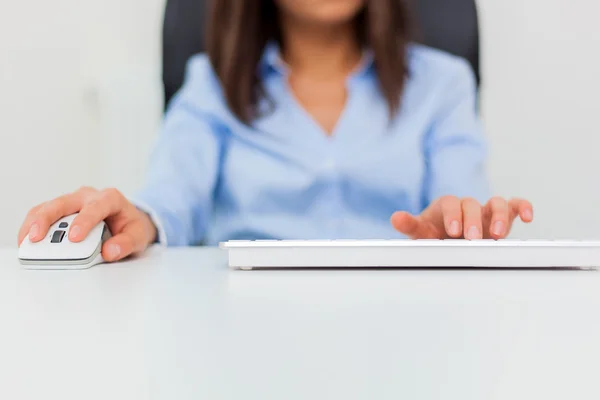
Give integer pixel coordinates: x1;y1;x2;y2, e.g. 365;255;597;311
18;0;533;262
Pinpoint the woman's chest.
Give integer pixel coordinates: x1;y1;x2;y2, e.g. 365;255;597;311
216;97;433;214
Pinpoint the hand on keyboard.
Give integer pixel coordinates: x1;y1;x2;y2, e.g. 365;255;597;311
391;196;533;240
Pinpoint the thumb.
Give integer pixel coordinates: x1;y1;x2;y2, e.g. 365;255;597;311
391;211;433;239
101;223;148;262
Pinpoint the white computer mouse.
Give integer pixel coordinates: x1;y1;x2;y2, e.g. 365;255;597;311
18;213;112;270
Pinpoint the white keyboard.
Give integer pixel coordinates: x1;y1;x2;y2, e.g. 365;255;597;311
219;240;600;270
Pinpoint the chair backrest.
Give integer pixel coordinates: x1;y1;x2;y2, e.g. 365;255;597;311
162;0;480;108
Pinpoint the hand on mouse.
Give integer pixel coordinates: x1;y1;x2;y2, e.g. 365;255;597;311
391;196;534;240
18;187;157;262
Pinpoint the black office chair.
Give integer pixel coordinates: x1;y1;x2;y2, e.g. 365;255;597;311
162;0;481;109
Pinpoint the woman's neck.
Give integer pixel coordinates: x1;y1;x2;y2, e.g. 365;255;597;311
279;16;362;79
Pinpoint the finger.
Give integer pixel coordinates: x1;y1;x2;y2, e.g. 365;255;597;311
18;203;46;245
70;189;125;243
439;196;463;238
391;211;434;239
461;198;483;240
101;222;146;262
28;195;83;242
510;198;534;223
486;197;510;239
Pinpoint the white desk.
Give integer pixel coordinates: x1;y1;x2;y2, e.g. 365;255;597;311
0;247;599;400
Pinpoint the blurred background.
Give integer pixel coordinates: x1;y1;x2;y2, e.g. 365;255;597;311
0;0;598;246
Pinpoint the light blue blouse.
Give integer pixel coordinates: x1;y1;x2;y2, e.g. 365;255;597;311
134;43;489;246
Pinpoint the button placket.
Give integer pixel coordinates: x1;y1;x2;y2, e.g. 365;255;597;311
321;151;344;237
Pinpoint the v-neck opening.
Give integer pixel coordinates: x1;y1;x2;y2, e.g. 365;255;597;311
284;79;355;143
262;42;371;142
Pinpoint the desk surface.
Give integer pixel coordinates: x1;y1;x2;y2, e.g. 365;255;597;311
1;247;599;400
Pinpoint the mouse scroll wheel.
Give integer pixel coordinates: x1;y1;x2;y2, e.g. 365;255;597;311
51;230;67;243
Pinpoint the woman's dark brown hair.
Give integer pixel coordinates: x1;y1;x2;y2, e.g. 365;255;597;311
206;0;413;124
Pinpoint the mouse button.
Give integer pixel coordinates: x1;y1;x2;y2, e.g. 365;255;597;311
59;222;68;229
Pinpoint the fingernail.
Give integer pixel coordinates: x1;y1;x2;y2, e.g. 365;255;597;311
449;221;460;236
523;209;533;221
107;244;121;260
467;226;480;240
69;226;81;240
29;223;40;240
492;221;505;236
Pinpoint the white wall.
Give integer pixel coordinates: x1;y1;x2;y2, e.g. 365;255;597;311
479;0;600;239
0;0;165;246
0;0;599;246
